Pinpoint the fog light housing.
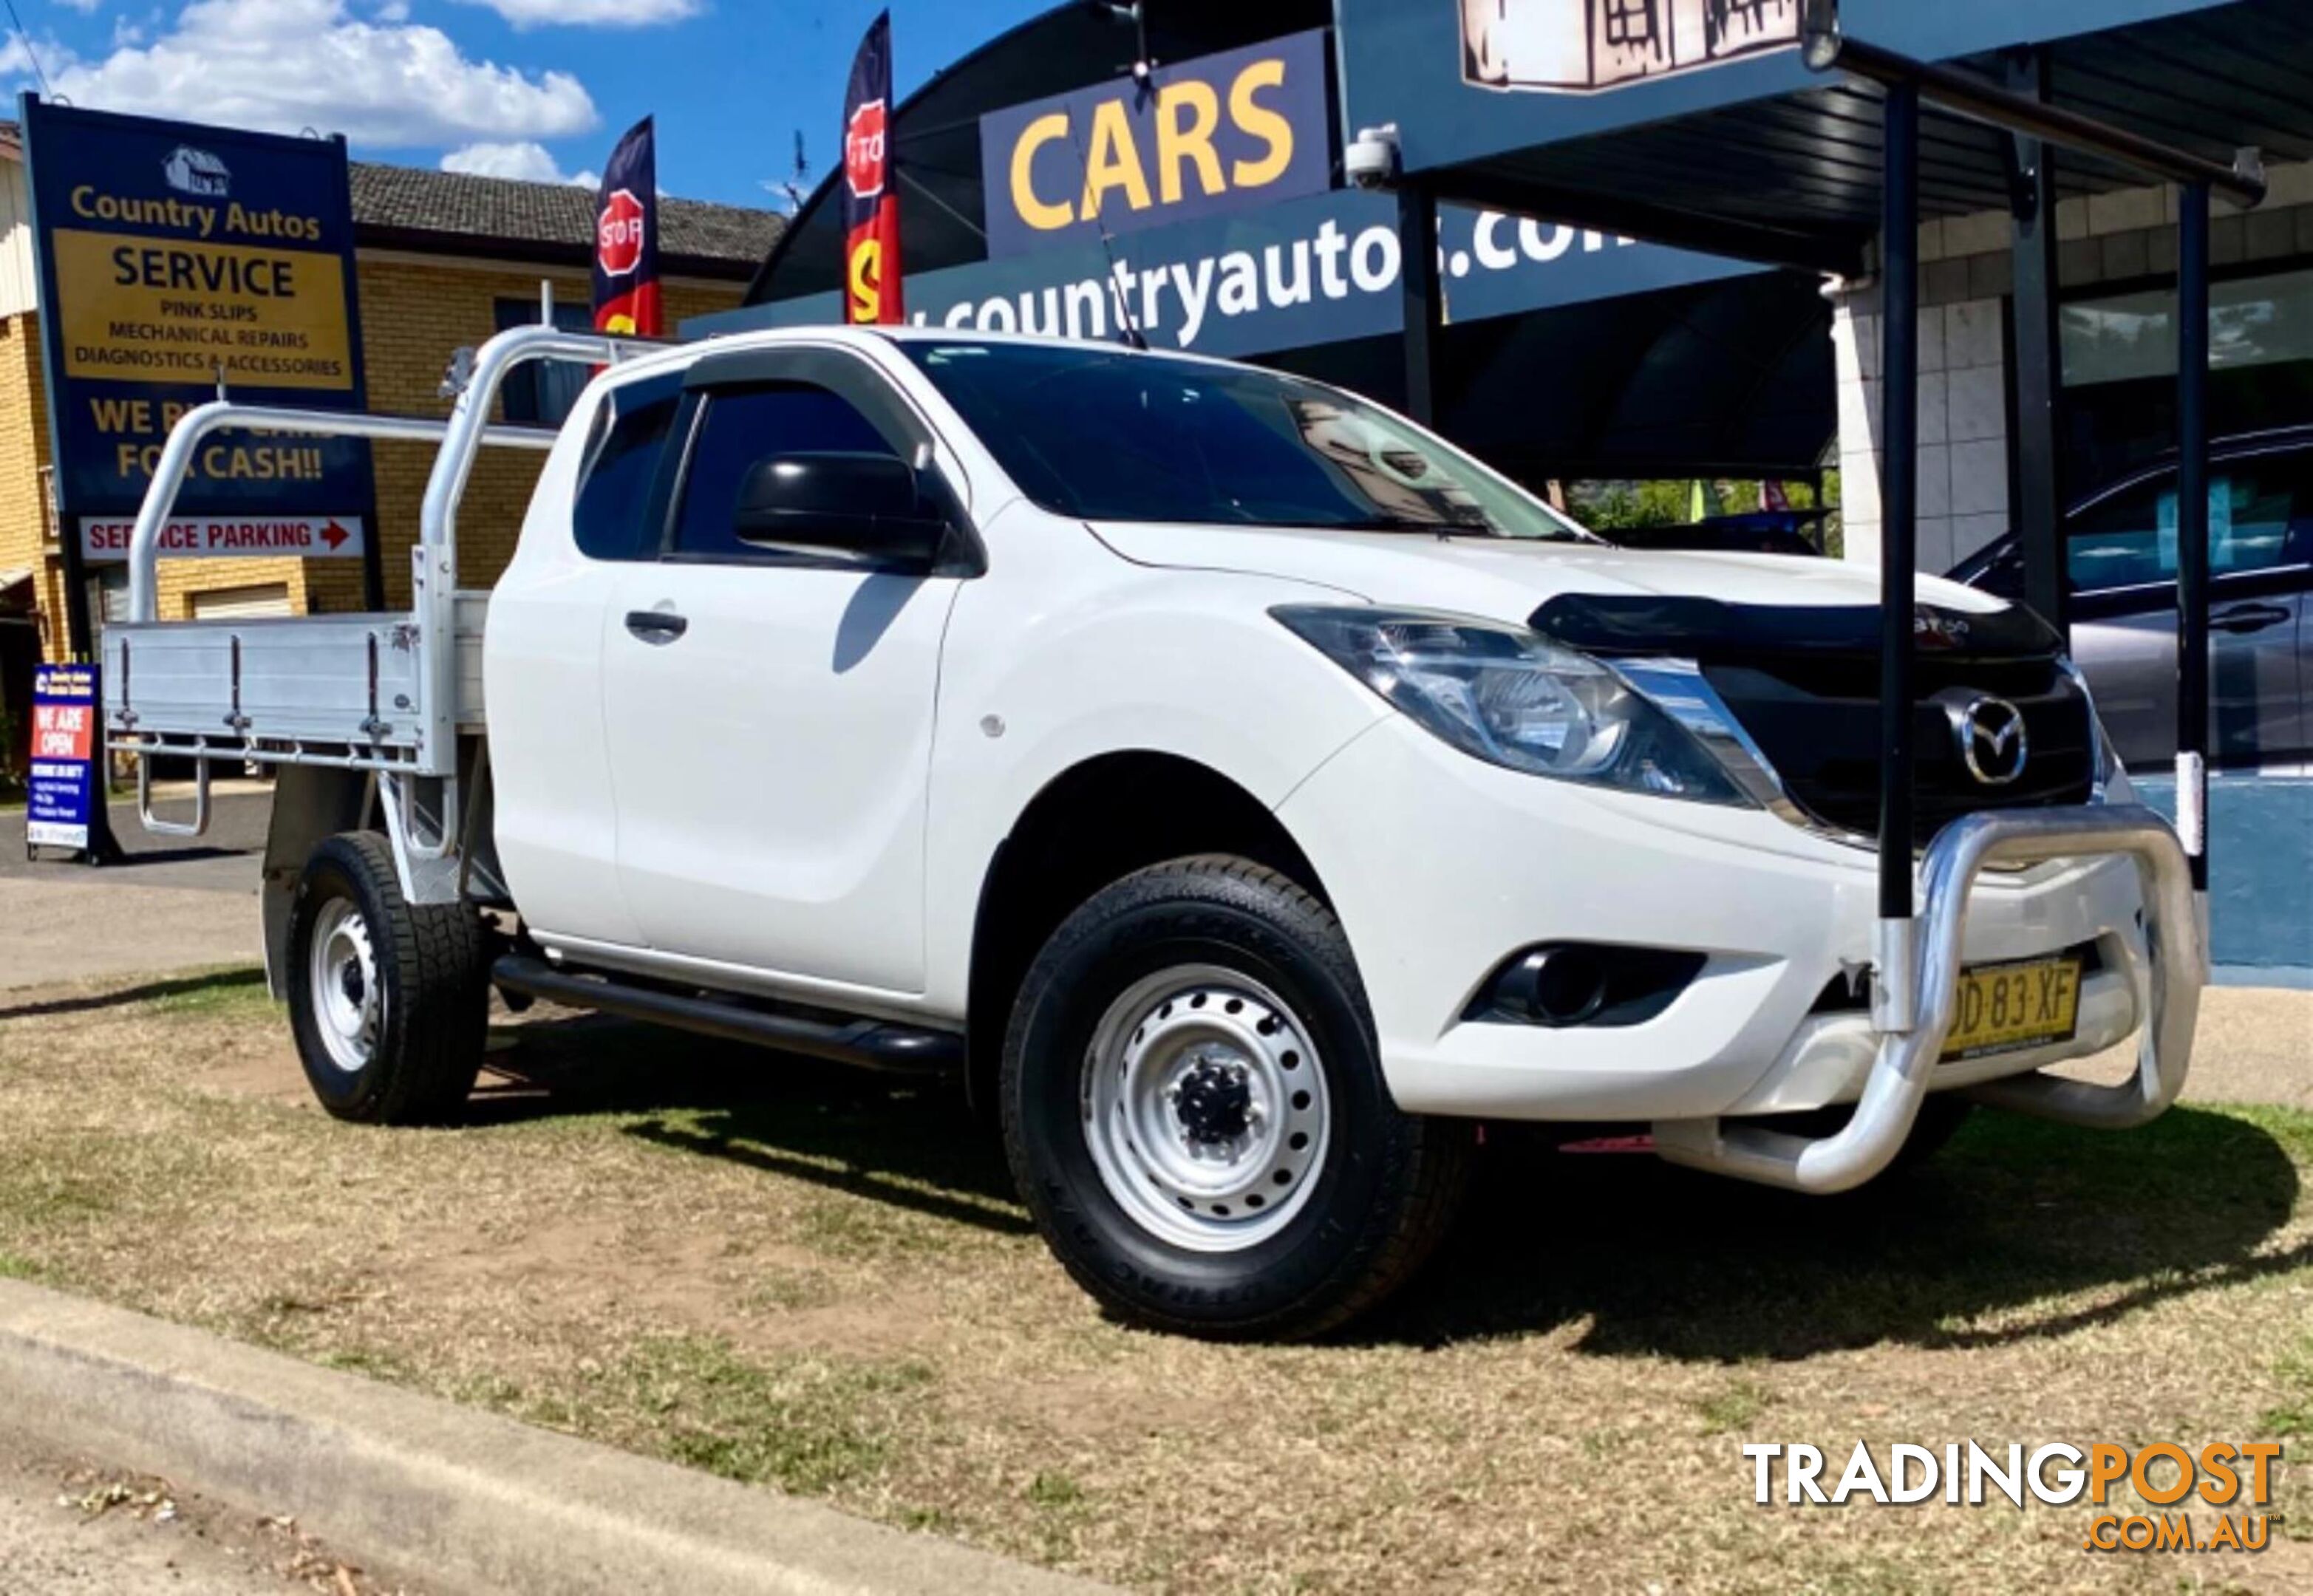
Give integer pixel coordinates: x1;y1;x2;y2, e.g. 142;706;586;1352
1465;944;1707;1029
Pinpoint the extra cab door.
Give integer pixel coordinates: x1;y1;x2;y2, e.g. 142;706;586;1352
599;347;974;997
485;369;687;947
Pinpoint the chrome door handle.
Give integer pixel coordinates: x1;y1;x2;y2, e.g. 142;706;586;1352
624;609;688;644
2208;603;2292;635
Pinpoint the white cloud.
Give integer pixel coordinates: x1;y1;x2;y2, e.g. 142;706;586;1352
44;0;598;149
0;33;73;79
453;0;701;27
55;0;103;15
440;139;594;186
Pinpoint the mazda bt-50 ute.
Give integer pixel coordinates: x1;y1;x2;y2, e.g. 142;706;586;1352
98;324;2201;1339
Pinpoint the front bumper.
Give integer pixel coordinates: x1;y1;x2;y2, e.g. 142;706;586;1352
1275;715;2179;1128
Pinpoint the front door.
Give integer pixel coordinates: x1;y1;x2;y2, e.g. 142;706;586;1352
599;359;963;995
2066;454;2311;769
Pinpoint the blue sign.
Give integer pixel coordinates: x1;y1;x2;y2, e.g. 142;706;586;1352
979;30;1332;260
21;98;375;559
27;664;98;854
690;187;1760;359
1337;0;2242;177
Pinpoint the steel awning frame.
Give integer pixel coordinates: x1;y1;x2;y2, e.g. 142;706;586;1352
1372;1;2255;1087
1791;7;2260;925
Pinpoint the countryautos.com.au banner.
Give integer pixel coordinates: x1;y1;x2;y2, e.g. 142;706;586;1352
689;188;1760;361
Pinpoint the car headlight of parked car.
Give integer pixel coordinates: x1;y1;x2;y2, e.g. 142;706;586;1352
1272;606;1749;805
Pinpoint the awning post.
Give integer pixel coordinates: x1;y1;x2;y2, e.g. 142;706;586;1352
2175;180;2212;893
2005;50;2068;639
1874;79;1923;1031
1398;182;1440;427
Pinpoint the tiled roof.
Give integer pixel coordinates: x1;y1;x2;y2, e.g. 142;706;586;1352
350;163;783;273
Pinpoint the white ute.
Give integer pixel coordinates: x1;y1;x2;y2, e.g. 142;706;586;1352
103;324;2203;1338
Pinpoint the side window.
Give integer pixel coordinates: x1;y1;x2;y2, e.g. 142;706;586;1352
2066;462;2304;595
572;375;683;562
2066;481;2167;593
671;383;898;562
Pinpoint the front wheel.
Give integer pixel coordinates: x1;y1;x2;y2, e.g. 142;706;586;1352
286;831;491;1125
1002;856;1470;1340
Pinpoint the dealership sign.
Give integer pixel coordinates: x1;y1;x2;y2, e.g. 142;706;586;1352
698;187;1757;360
1463;0;1802;93
22;98;375;561
27;664;98;853
979;29;1331;259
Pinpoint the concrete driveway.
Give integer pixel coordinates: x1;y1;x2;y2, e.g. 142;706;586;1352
0;788;273;990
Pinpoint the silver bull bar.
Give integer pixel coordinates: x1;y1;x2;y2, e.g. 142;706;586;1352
1654;803;2204;1194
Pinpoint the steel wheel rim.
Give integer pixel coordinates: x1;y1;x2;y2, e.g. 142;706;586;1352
308;896;381;1074
1082;964;1332;1252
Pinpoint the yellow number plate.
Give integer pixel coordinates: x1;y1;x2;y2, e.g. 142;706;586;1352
1942;955;2083;1062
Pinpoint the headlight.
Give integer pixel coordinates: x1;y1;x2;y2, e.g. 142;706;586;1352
1273;606;1748;804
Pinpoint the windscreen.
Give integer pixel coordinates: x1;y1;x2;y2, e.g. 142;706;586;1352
902;340;1591;540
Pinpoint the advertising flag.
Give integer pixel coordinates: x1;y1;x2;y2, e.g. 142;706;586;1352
593;117;662;337
842;12;903;324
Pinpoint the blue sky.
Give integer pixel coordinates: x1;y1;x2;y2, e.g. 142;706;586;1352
14;0;1050;208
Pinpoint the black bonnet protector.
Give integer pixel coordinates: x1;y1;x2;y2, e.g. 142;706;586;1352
1529;594;2063;666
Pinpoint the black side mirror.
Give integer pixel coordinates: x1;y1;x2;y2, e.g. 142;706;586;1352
732;451;948;565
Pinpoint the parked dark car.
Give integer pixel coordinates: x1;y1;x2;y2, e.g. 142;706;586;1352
1950;428;2312;772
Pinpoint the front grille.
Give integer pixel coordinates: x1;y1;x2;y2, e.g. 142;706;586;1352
1703;652;2096;847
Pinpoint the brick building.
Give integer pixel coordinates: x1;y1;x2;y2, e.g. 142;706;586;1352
0;125;781;774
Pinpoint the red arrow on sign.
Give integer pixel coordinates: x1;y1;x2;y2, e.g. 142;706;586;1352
321;520;351;551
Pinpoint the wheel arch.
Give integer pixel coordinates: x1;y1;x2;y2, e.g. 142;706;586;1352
964;749;1331;1112
261;765;373;1001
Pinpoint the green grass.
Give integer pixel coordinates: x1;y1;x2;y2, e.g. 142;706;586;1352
1693;1377;1773;1436
2260;1334;2313;1439
140;967;276;1020
616;1336;939;1496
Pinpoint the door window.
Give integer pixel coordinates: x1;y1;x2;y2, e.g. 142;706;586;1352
670;384;899;562
573;373;683;562
2068;457;2312;595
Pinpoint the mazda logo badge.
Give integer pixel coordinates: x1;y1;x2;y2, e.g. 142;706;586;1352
1937;692;2030;785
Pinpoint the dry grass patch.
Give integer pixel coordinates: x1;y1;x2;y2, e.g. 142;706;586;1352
1;966;2309;1594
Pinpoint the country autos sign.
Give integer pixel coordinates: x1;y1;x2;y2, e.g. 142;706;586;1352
691;186;1756;361
21;98;375;562
978;29;1332;260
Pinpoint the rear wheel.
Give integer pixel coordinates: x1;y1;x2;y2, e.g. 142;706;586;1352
287;832;491;1125
1002;856;1470;1340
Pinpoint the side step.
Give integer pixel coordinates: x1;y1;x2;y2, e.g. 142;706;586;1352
490;955;962;1076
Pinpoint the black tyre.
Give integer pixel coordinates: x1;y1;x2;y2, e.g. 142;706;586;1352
286;831;491;1125
1001;856;1471;1340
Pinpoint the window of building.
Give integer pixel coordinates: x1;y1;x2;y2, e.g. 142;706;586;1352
494;299;598;426
2062;266;2313;491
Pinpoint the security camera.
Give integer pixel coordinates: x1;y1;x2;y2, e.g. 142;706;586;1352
1346;123;1401;191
